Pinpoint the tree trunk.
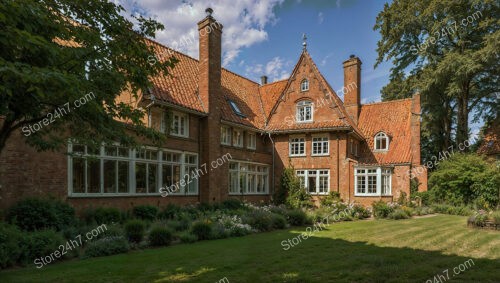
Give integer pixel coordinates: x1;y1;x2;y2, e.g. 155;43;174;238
456;85;469;149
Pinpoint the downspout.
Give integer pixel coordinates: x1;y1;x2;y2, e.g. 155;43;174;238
198;117;202;203
268;132;275;199
336;133;340;193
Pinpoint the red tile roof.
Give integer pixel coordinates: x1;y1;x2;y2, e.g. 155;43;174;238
146;39;266;128
144;38;416;165
259;79;287;117
357;99;414;165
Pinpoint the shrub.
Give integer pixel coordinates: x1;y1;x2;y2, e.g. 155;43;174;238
124;220;146;243
0;223;25;269
350;204;371;219
191;221;212;240
166;220;188;232
400;206;414;217
286;209;308;226
492;211;500;225
411;191;432;206
97;224;123;239
271;213;287;229
320;192;342;207
388;209;410;220
178;231;197;243
242;210;274;232
372;201;394;219
469;212;488;227
23;229;66;261
7;198;75;231
221;199;244;210
159;204;181;220
84;207;121;224
280;167;313;208
84;236;129;258
429;153;499;207
414;206;434;216
431;204;473;216
397;192;408;205
149;227;173;246
210;223;229;239
132;205;159;221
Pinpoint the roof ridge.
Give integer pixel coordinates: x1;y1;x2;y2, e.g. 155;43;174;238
259;78;288;88
361;97;413;106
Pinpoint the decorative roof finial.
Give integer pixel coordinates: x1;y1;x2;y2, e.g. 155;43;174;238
205;7;213;18
302;33;307;50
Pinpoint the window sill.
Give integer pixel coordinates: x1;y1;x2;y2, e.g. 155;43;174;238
373;149;389;153
289;154;306;157
228;193;269;196
354;194;392;197
296;121;313;124
311;154;329;157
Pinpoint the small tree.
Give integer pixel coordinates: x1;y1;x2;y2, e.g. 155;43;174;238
429;153;499;208
277;165;312;209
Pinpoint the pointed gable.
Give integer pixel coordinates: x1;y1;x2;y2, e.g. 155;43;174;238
265;51;362;137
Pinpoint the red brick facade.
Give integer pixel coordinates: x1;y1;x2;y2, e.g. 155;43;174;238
0;11;426;212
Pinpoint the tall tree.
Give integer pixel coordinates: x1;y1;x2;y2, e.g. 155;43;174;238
0;0;176;154
374;0;499;151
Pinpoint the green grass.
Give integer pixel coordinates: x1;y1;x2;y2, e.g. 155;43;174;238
1;215;499;282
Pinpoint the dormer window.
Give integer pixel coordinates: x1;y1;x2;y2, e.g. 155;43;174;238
374;132;389;151
296;100;313;122
300;79;309;92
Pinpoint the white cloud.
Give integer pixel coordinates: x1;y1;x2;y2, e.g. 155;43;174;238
245;56;291;82
318;12;324;24
321;53;333;66
117;0;285;66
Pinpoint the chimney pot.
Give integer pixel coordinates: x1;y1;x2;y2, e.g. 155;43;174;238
350;54;355;58
261;76;268;85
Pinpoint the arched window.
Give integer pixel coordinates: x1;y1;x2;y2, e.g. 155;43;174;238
300;79;309;92
296;100;313;122
374;132;389;151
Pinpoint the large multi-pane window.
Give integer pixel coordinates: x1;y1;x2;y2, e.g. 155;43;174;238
355;167;392;196
296;170;329;194
229;161;269;195
312;136;329;156
296;100;313;122
289;137;305;156
68;144;198;196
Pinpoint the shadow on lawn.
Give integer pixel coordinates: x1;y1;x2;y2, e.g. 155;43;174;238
152;231;500;283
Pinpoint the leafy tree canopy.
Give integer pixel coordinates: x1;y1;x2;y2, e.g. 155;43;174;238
0;0;176;154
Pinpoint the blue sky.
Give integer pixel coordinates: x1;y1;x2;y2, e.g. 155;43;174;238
230;0;392;103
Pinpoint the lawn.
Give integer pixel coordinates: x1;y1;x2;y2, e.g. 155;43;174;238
1;215;499;283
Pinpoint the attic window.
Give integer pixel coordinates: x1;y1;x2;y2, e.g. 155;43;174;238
374;132;389;151
228;100;245;117
301;79;309;92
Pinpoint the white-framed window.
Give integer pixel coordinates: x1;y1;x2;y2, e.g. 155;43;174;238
170;112;189;138
374;132;389;151
247;132;256;150
221;126;231;145
229;161;269;195
301;79;309;92
296;100;313;122
312;136;329;156
296;169;329;195
354;167;392;196
381;168;392;195
233;129;243;147
289;137;306;156
68;143;198;196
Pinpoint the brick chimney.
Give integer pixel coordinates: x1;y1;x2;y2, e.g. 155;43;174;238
197;7;223;112
343;55;361;124
197;8;224;204
261;75;268;85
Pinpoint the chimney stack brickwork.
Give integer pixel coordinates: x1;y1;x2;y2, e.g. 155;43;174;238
343;56;362;124
197;10;225;203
